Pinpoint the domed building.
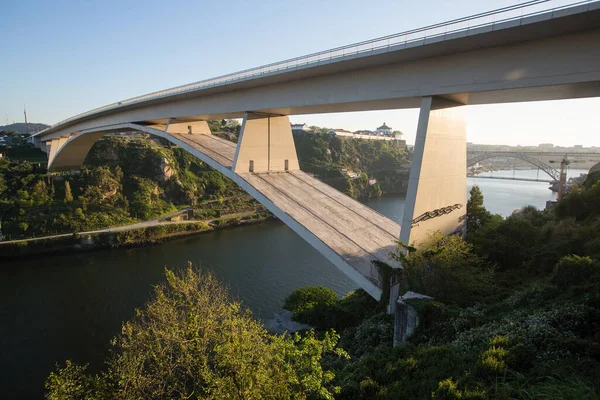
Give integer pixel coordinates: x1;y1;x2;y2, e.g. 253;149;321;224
375;123;392;136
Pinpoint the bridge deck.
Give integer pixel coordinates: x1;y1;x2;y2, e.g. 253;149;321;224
170;132;401;288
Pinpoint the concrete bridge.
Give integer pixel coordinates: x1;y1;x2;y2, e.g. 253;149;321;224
32;0;600;304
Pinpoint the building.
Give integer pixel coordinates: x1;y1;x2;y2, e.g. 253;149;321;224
354;130;373;136
539;143;555;149
376;123;392;136
291;123;311;133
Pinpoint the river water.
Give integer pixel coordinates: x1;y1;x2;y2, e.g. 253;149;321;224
0;168;587;398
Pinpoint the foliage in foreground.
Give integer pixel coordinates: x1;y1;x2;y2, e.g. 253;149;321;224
46;266;347;400
286;180;600;399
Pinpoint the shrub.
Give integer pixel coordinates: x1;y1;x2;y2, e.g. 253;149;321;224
286;288;383;332
552;255;597;290
284;285;338;315
401;232;495;306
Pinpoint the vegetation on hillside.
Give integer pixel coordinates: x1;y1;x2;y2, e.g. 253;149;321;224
0;138;260;240
293;130;410;199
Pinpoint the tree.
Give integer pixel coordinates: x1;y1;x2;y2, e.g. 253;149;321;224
32;179;49;205
398;232;495;306
64;181;73;203
466;185;490;235
46;266;347;399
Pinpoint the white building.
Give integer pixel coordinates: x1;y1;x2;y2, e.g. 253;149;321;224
291;123;311;133
376;123;392;136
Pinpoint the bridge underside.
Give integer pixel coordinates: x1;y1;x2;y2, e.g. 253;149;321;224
47;120;404;299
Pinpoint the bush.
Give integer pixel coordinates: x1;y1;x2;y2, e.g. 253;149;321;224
402;232;495;306
552;255;597;290
284;285;338;315
286;288;383;332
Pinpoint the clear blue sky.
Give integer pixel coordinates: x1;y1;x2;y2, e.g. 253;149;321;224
2;0;599;146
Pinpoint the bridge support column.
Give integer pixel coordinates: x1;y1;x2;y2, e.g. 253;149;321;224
233;113;299;173
400;96;467;247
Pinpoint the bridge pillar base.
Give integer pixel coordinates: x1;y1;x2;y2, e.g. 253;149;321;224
400;96;467;247
165;120;212;136
233;113;299;173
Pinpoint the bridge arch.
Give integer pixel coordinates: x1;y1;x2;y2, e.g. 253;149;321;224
467;152;560;181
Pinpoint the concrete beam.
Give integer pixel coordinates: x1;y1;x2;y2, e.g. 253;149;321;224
232;113;299;173
400;96;467;247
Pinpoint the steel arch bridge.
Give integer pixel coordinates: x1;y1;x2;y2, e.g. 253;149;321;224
467;152;560;181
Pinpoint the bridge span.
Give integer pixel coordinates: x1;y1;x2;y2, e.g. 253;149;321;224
470;175;553;183
31;0;600;305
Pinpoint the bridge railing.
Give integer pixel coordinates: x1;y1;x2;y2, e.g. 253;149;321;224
42;0;596;133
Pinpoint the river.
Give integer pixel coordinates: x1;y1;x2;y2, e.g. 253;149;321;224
0;168;587;398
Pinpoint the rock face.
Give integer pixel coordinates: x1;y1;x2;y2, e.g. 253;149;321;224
157;157;176;182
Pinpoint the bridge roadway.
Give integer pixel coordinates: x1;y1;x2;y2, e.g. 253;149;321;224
167;129;400;298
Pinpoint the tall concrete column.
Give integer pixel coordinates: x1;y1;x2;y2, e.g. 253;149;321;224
400;96;467;247
232;113;299;173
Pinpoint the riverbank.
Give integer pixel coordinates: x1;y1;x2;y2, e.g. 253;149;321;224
0;211;273;259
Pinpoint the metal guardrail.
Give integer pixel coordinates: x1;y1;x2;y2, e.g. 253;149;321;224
42;0;596;133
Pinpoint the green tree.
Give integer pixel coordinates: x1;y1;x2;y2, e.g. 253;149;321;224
32;179;49;205
63;181;73;203
396;232;495;306
552;254;597;289
46;266;347;399
466;185;490;235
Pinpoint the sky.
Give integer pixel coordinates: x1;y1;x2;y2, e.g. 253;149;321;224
2;0;599;147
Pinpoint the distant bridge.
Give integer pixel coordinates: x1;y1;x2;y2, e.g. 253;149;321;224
469;175;553;183
467;151;600;182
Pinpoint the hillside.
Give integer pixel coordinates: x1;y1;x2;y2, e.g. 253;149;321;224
0;122;49;134
293;131;411;199
0;137;261;240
